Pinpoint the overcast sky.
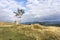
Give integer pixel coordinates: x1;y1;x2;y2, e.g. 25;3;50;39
0;0;60;23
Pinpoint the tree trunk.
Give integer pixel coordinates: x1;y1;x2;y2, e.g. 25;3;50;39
14;18;21;25
15;20;19;25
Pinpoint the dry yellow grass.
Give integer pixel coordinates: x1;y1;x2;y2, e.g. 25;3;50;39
0;22;60;40
13;24;60;40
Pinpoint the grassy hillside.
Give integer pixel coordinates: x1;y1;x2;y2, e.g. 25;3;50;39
0;22;60;40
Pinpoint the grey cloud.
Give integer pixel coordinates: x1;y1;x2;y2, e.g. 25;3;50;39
0;0;60;23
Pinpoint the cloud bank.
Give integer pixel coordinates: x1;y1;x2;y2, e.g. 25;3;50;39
0;0;60;22
21;0;60;22
0;0;25;22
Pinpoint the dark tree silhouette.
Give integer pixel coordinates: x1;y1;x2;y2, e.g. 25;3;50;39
14;8;25;25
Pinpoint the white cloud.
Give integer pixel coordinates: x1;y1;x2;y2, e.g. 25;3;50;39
21;0;60;22
0;0;60;22
0;0;25;22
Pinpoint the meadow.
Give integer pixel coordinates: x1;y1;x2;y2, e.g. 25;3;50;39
0;22;60;40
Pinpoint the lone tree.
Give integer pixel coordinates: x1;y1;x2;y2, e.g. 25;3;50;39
14;8;24;25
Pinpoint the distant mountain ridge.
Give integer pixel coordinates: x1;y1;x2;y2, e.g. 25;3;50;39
22;21;60;26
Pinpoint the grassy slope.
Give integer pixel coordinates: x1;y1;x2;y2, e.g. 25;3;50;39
0;22;60;40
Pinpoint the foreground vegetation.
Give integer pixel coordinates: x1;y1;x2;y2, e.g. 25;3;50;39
0;22;60;40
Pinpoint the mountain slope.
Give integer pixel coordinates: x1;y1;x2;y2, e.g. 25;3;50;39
0;23;60;40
